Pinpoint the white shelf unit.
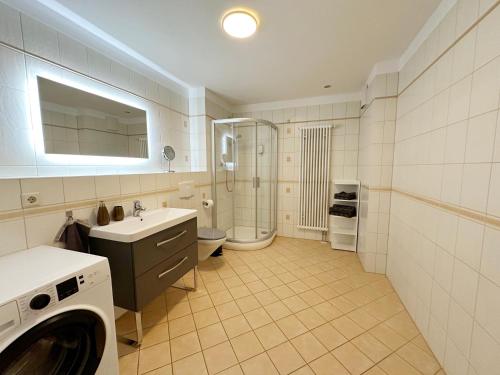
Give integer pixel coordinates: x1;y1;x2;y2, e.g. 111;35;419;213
329;180;360;252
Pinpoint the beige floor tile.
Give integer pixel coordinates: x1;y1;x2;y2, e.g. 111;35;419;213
205;280;228;294
264;301;293;321
267;342;306;375
116;312;138;335
171;352;207;375
170;331;201;362
384;312;419;340
203;341;238;374
229;285;252;299
311;323;347;351
298;290;325;306
331;315;366;340
277;272;298;284
332;342;374;375
210;290;234;305
397;342;440;375
254;290;280;305
288;280;311;294
246;280;269;293
168;315;195;339
262;275;284;288
309;353;349;375
189;295;213;313
290;332;328;363
119;352;139;375
140;322;170;349
351;332;392;363
271;285;296;299
144;364;172;374
244;307;273;329
222;315;252;338
223;276;244;288
217;364;244;375
240;272;260;283
276;315;308;339
362;366;388;375
369;324;408;351
241;352;279;375
166;301;191;321
138;341;171;374
378;353;422;375
295;308;326;330
254;322;288;350
193;308;220;329
197;322;228;349
348;308;380;330
312;301;343;321
330;296;357;314
290;365;314;375
231;331;265;361
235;295;261;313
411;335;434;356
282;295;309;313
216;301;242;320
143;307;169;329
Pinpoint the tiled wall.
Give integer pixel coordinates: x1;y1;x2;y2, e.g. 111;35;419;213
0;172;212;258
357;73;398;274
0;2;203;177
236;101;361;239
387;1;500;374
0;3;216;257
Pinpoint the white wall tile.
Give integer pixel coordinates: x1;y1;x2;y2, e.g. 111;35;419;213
465;111;497;163
475;276;500;343
0;219;26;256
25;211;65;248
119;174;140;195
469;57;500;118
0;46;26;91
447;299;474;356
474;5;500;69
455;217;484;270
451;259;479;315
20;15;60;62
469;322;500;375
0;2;23;48
95;175;120;198
63;176;96;202
20;178;64;206
0;179;21;211
460;163;491;212
480;226;500;285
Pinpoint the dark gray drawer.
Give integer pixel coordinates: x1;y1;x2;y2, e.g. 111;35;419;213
135;242;197;309
132;218;197;276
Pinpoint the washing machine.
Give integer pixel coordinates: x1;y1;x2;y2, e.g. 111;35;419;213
0;245;119;374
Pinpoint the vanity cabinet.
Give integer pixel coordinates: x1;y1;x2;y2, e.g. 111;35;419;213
89;218;197;312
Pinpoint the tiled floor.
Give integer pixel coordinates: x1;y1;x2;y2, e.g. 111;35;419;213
117;237;445;375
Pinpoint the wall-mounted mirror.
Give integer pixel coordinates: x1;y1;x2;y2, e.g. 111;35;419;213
37;77;148;158
221;135;234;170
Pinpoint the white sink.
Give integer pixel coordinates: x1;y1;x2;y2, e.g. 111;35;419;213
89;208;197;243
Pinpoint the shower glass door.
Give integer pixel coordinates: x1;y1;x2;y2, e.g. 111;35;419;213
212;118;277;245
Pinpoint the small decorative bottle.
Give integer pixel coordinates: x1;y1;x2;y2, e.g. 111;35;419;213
112;205;125;221
97;201;110;226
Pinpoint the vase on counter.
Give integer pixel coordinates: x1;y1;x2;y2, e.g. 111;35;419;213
97;201;110;226
112;205;124;221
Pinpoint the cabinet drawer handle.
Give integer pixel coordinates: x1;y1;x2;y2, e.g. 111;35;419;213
158;257;189;279
156;230;188;247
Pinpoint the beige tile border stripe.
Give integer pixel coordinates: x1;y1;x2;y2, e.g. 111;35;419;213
0;183;212;221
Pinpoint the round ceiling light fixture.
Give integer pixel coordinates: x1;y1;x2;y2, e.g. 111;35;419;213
222;9;258;39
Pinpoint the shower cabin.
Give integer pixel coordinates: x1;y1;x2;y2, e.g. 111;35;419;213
212;118;278;250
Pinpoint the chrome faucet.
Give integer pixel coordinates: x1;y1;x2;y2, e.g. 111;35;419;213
133;200;146;217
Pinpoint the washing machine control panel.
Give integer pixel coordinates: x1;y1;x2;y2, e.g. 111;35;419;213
17;262;108;323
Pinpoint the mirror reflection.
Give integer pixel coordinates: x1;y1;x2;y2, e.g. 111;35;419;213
38;77;148;158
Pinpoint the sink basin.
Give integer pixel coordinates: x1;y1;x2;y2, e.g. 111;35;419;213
89;208;197;243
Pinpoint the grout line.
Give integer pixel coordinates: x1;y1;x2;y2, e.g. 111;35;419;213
398;1;500;97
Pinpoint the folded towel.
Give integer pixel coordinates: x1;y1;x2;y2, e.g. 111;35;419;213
58;222;90;253
334;191;357;200
329;204;357;218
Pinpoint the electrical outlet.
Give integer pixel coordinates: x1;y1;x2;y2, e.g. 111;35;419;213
21;192;40;208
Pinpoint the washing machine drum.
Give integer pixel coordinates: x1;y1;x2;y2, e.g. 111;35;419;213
0;309;106;375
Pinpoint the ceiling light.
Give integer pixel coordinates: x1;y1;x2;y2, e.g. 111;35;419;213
222;10;258;39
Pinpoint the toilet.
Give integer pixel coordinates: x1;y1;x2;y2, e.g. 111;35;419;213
197;227;226;261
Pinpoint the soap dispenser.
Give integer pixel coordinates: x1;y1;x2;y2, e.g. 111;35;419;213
97;201;110;226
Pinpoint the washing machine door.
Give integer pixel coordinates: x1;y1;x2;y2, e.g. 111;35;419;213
0;309;106;375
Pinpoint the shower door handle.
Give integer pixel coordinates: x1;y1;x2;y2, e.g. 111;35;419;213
253;177;260;188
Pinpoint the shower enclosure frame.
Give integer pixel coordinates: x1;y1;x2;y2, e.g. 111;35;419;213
211;118;278;246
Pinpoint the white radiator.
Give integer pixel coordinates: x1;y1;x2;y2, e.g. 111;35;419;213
298;125;332;231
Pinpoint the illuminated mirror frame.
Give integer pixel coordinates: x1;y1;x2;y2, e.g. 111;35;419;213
29;70;152;167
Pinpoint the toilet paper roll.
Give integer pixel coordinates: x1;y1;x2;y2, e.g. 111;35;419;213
202;199;214;209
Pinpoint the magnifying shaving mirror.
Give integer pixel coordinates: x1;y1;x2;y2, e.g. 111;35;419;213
162;145;175;173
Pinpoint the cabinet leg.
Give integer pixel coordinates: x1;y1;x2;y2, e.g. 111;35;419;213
117;311;143;347
171;266;197;292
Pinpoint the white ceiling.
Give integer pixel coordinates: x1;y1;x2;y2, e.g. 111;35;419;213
51;0;440;105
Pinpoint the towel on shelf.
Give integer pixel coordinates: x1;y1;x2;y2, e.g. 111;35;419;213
334;191;357;200
58;222;90;253
329;204;357;218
